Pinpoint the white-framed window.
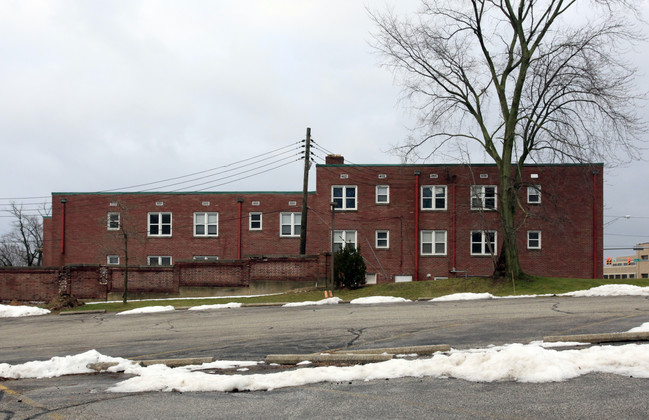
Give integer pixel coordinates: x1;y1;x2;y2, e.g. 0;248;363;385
422;186;447;210
107;255;120;265
527;185;541;204
148;256;172;266
107;212;120;230
376;185;389;204
249;212;262;230
471;185;497;210
332;185;357;210
421;230;447;255
280;212;301;237
527;231;542;249
333;230;357;252
471;230;497;255
148;212;172;237
194;212;218;237
376;230;389;249
193;255;219;261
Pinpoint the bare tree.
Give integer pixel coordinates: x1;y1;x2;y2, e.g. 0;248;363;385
0;203;50;266
371;0;645;279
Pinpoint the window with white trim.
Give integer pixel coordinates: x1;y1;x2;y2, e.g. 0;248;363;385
527;185;541;204
332;185;357;210
422;186;447;210
107;255;119;265
249;212;262;230
194;212;218;237
376;185;389;204
421;230;447;255
148;212;172;237
527;231;541;249
107;212;120;230
333;230;357;252
376;230;389;249
471;230;497;255
148;256;172;266
280;212;301;237
471;186;497;210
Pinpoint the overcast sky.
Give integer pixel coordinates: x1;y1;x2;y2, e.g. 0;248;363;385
0;0;647;257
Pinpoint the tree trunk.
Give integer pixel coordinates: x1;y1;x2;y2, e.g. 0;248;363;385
495;167;525;280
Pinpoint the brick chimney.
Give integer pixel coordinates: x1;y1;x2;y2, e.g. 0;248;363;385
325;154;344;164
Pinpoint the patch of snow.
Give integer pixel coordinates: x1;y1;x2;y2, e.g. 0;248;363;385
628;322;649;333
0;304;50;318
430;293;495;302
283;297;342;307
116;306;175;315
297;361;313;366
0;350;133;379
350;296;411;305
562;284;649;297
188;303;242;311
104;342;649;392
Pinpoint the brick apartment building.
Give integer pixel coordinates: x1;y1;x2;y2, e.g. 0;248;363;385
42;155;604;282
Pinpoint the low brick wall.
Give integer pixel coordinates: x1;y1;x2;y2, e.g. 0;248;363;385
177;261;248;288
0;267;60;303
0;254;330;303
109;266;177;294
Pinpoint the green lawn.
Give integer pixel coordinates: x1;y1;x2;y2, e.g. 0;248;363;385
58;276;649;314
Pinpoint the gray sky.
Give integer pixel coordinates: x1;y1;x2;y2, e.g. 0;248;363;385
0;0;647;258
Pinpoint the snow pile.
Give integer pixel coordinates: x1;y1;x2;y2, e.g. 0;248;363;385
283;297;342;307
116;306;175;315
0;304;50;318
562;284;649;297
350;296;411;305
430;293;495;302
628;323;649;333
0;350;133;379
188;303;242;311
105;342;649;392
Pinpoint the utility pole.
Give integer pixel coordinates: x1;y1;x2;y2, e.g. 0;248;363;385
299;127;311;255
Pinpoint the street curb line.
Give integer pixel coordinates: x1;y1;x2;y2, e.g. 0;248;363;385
87;357;215;371
330;344;450;355
59;309;106;315
265;353;393;365
543;331;649;344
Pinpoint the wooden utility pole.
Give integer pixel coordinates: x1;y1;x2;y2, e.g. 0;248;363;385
299;127;311;255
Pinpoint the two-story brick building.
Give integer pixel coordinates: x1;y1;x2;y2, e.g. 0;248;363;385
42;155;604;281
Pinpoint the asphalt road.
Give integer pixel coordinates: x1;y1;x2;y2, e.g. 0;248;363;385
2;295;649;419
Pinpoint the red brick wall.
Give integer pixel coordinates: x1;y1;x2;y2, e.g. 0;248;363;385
0;267;60;302
41;163;603;282
1;255;329;302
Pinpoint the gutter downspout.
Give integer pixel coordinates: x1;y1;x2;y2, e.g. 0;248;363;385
414;171;420;282
237;198;243;259
60;198;67;256
592;170;599;279
452;184;457;271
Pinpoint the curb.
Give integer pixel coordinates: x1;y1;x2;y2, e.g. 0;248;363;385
330;344;450;356
59;309;106;315
543;331;649;344
87;357;214;371
266;353;393;365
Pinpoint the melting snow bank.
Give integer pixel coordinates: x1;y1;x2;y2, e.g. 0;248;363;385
116;306;175;315
0;350;133;379
431;293;495;302
283;297;342;307
561;284;649;297
0;304;50;318
5;342;649;391
350;296;411;304
188;302;243;311
107;342;649;392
